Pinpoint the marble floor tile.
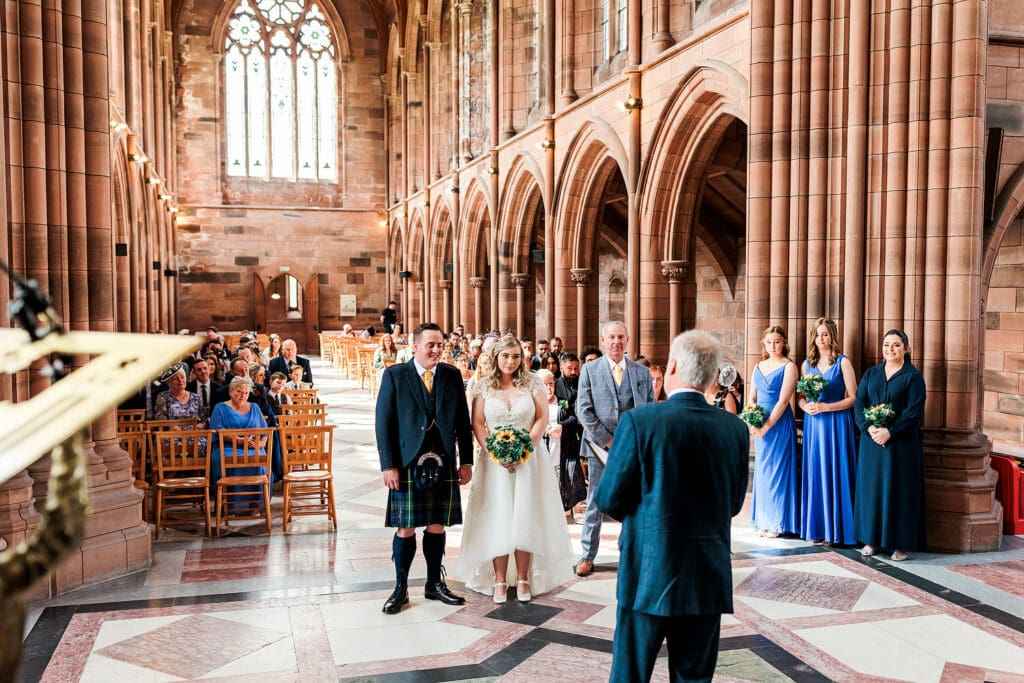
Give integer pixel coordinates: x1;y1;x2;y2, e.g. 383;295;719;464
714;648;794;682
326;621;489;666
553;578;618;606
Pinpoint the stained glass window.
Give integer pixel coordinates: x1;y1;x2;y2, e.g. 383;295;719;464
224;0;338;181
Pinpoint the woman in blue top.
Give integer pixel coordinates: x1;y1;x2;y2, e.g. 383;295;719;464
748;325;800;537
209;376;269;505
798;318;858;546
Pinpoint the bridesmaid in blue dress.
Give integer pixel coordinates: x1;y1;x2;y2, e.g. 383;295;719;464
749;326;800;537
798;318;858;545
209;376;270;503
854;329;926;561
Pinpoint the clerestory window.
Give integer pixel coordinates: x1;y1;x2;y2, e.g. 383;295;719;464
223;0;338;181
601;0;628;61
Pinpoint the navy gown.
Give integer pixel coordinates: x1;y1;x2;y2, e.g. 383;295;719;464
853;362;927;551
800;356;856;544
750;363;800;535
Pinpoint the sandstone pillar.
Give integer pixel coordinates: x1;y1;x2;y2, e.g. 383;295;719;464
559;0;577;106
570;269;592;352
511;273;530;338
439;279;452;332
470;276;486;337
661;261;688;343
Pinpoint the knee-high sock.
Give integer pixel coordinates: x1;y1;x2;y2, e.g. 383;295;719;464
422;530;446;586
392;534;417;585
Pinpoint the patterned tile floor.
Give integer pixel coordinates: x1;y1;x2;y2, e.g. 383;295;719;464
20;358;1024;682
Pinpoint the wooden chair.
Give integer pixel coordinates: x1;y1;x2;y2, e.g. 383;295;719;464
215;427;275;536
280;424;337;532
119;430;151;521
117;409;147;434
280;402;328;417
282;388;319;404
344;341;361;380
357;346;376;391
151;429;212;539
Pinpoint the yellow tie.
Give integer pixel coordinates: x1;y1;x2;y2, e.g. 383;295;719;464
613;364;623;387
423;370;433;393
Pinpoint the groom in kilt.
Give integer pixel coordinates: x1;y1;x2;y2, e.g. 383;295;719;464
375;322;475;614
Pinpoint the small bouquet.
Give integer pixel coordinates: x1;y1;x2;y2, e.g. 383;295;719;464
739;404;768;428
797;374;829;402
486;425;534;470
863;403;895;428
558;398;569;410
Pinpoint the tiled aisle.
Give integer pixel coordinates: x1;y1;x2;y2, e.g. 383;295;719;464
21;358;1024;682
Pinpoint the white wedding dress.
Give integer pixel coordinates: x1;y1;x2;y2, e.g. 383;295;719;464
454;377;575;596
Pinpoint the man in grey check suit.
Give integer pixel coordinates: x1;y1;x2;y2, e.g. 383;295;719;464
575;320;654;577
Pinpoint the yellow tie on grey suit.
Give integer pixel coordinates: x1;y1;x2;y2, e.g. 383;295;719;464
423;370;433;393
613;364;623;387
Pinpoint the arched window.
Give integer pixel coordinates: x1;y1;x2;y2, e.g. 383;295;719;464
601;0;627;61
224;0;338;181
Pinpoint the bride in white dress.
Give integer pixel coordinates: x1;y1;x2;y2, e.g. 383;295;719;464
455;336;574;603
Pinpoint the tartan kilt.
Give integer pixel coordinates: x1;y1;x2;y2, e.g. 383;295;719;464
385;458;463;528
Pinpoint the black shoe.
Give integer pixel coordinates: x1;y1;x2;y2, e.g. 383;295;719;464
382;584;409;614
424;581;466;605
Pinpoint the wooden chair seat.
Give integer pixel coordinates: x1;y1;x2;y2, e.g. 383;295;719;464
280;424;336;532
156;476;208;488
219;474;268;486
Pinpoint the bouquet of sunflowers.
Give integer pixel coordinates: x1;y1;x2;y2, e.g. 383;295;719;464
739;404;768;428
486;425;534;470
796;374;829;402
863;403;895;428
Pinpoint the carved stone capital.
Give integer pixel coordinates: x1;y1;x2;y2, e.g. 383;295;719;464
456;1;473;17
510;273;530;288
469;276;487;289
438;279;452;290
660;260;690;283
570;268;593;286
414;281;424;291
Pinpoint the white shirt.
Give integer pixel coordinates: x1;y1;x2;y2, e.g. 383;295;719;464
546;401;561;466
667;387;703;398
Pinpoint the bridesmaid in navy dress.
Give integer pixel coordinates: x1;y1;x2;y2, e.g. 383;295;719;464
748;326;800;537
798;318;858;546
854;329;926;561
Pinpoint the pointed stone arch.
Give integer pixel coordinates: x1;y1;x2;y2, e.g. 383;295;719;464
497;154;547;336
458;179;493;333
429;196;456;328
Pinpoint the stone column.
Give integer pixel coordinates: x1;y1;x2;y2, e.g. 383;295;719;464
438;279;452;332
415;281;425;327
652;0;674;53
570;269;592;351
470;276;487;336
661;260;689;341
559;0;577;106
511;273;530;338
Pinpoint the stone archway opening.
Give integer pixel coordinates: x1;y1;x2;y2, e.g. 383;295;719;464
691;117;747;367
265;273;307;347
983;212;1024;444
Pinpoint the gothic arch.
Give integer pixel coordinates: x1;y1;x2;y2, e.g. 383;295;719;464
497;154;546;274
404;0;425;74
408;210;427;279
429;196;455;279
638;61;748;275
983;162;1024;287
253;261;314;288
553;119;629;268
459;179;493;277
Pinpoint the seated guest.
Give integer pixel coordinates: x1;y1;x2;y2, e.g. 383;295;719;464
235;345;256;364
268;339;313;385
455;354;473;387
361;325;377;338
248;363;271;416
580;345;603;364
341;324;356;338
542;353;561;379
650;364;669;403
153;362;204;426
187;358;220;424
204;353;227;385
260;333;282;365
209;376;270;494
373;334;398;369
214;357;251;406
285;363;312;390
391;323;407;345
265;372;291;414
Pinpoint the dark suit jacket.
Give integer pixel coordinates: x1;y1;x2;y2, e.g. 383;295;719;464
593;391;749;617
268;354;313;385
375;359;474;470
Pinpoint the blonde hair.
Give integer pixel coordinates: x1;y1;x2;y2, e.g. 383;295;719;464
483;336;533;390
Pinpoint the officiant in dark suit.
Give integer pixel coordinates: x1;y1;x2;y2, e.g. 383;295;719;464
374;322;475;614
594;330;749;683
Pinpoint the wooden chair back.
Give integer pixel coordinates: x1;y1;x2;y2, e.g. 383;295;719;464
152;429;211;479
282;388;319;404
280;402;328;416
277;411;328;428
119;430;150;483
147;418;202;432
117;409;147;434
280;424;335;473
216;427;275;474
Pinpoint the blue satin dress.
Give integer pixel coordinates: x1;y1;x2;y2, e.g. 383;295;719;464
800;356;856;544
751;363;800;535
